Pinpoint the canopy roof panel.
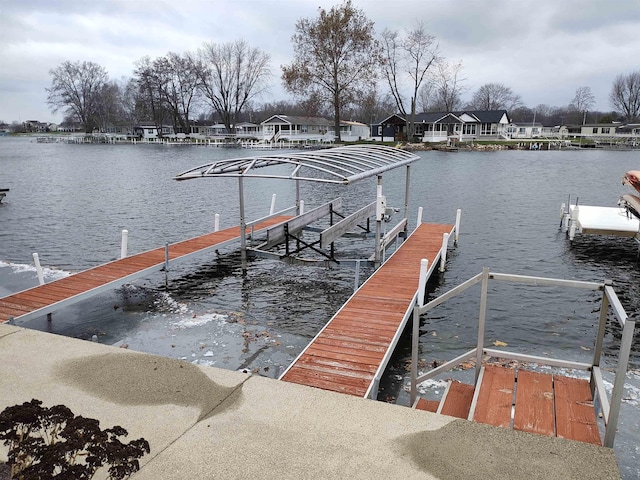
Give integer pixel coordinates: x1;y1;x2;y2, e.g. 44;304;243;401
174;144;420;185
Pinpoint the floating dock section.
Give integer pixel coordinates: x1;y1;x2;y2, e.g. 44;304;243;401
0;217;290;324
280;221;455;399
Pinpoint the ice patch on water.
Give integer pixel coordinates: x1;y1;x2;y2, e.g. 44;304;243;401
154;291;190;314
171;312;228;329
0;260;70;281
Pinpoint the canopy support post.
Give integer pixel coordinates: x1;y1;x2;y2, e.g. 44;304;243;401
375;175;383;269
239;176;247;275
404;165;411;237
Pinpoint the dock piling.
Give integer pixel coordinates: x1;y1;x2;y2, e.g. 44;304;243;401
32;253;45;285
416;207;423;227
417;259;429;307
270;194;277;215
165;243;169;270
455;209;461;244
439;233;449;272
120;230;128;259
214;214;220;232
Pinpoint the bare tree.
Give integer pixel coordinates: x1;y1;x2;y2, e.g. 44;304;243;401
46;60;109;132
467;83;522;111
569;86;595;124
381;22;439;140
282;0;379;142
419;60;466;112
342;87;395;124
153;52;200;133
93;80;122;132
134;56;172;133
609;71;640;122
195;39;271;134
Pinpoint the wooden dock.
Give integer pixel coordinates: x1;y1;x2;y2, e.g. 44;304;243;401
416;365;601;445
280;222;455;398
0;217;291;324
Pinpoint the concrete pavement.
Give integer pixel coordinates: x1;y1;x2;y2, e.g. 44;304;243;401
0;323;621;479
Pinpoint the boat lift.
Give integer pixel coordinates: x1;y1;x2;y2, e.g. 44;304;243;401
174;145;423;272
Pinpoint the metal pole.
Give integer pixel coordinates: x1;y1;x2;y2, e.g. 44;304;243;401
604;318;636;447
475;267;490;383
374;176;383;269
592;282;610;369
410;303;420;406
239;177;247;274
404;165;411;236
296;172;301;215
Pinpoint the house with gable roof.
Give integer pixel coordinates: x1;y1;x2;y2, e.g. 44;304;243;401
372;110;511;143
261;115;336;144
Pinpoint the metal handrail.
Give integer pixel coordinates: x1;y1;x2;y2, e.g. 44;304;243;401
409;267;637;448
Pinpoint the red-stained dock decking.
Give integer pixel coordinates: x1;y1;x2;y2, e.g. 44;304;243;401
281;222;454;398
0;217;291;324
416;365;602;446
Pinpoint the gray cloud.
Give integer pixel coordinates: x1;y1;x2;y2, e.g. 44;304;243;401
1;0;638;123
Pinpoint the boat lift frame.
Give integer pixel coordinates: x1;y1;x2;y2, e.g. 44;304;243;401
175;145;421;272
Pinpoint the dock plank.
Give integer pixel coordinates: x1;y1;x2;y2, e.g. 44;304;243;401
439;381;474;419
415;398;440;412
513;370;555;436
472;365;515;428
554;375;601;445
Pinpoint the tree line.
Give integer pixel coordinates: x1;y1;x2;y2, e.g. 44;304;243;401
44;1;640;141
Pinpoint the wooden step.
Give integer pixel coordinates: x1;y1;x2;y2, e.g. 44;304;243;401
470;365;515;428
513;369;554;436
414;398;439;412
413;366;601;446
554;375;601;445
437;380;474;419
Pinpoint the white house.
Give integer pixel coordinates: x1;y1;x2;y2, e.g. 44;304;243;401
340;121;370;142
261;115;335;144
133;125;174;141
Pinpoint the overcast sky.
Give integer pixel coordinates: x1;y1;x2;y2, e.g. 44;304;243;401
1;0;639;123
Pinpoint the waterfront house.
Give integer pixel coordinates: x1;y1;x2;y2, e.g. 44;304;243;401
507;121;544;139
235;122;260;139
372;110;511;143
260;115;335;144
133;124;175;141
340;121;370;142
58;121;84;133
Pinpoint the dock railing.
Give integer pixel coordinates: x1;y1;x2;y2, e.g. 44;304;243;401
409;267;637;448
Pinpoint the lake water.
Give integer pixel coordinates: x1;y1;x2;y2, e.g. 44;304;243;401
1;136;638;477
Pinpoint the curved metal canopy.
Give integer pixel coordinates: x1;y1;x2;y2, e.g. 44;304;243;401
174;144;419;185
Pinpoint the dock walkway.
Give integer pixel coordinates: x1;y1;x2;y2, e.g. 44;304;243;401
281;222;454;398
0;217;291;324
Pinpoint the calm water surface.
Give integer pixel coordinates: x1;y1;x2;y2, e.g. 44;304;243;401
1;137;639;477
